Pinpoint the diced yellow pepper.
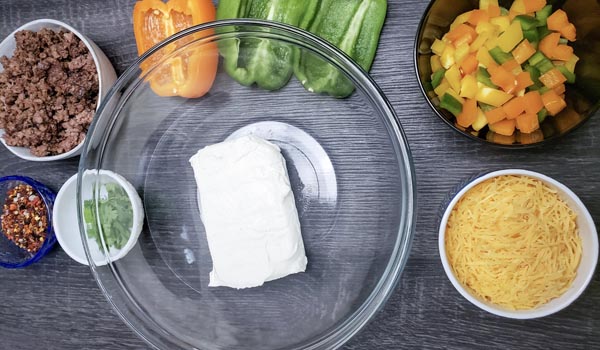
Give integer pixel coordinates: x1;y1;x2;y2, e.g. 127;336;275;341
470;31;491;53
446;87;465;104
476;84;513;106
450;11;473;30
445;65;462;93
476;46;496;68
484;35;499;50
441;44;456;69
510;0;526;14
476;21;496;35
497;21;523;52
430;55;442;72
479;0;499;10
490;16;511;33
565;54;579;73
431;39;446;56
460;74;478;99
454;42;470;64
434;79;450;98
472;107;488;131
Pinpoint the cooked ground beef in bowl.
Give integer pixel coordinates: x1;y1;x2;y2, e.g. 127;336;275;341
0;28;98;156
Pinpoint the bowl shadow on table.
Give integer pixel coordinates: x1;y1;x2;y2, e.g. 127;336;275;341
415;0;600;147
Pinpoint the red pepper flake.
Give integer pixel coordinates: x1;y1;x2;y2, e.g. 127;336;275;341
1;184;48;253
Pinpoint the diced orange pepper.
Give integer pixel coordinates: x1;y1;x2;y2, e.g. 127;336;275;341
460;54;479;75
503;96;527;119
560;23;577;42
457;98;478;128
553;83;566;95
539;68;567;89
485;107;508;124
133;0;218;98
523;91;544;114
489;65;518;94
541;90;567;116
547;9;569;32
468;10;490;26
446;24;478;45
490;119;517;136
523;0;546;13
487;5;501;18
515;71;534;92
552;45;574;61
539;33;560;59
512;40;536;64
516;112;540;133
501;59;521;75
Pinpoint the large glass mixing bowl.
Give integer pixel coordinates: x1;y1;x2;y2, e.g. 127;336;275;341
78;20;415;350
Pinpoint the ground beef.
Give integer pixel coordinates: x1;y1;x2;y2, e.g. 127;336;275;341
0;29;98;156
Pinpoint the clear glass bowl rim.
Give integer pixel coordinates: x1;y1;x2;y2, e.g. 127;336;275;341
78;19;417;350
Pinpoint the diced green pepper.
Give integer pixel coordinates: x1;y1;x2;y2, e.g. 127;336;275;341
423;81;434;92
217;0;320;90
539;86;550;94
514;15;538;31
431;68;446;89
528;51;554;74
523;28;539;44
524;64;542;90
557;65;576;83
440;93;463;117
537;25;552;40
295;0;388;98
476;67;498;88
537;108;548;123
489;46;513;64
479;102;495;112
535;5;553;26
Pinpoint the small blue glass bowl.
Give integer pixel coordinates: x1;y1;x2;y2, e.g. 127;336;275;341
0;176;57;268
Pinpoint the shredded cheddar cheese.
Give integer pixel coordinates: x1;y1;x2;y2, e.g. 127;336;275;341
445;175;582;310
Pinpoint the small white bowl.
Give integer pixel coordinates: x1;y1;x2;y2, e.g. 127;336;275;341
53;170;144;266
0;19;117;161
439;169;599;319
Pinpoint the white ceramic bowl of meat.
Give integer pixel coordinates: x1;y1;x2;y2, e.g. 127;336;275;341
439;169;599;319
0;19;117;161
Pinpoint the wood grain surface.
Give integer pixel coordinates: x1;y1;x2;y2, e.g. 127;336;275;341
0;1;598;349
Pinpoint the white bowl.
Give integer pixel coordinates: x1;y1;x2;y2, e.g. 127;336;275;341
439;169;599;319
53;170;144;266
0;19;117;161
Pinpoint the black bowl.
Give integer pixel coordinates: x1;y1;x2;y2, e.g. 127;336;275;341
415;0;600;147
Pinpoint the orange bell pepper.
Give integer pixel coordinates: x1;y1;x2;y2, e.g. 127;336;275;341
516;112;540;133
515;71;534;92
488;65;517;94
457;98;478;128
445;24;477;45
486;5;501;18
523;0;546;13
539;32;560;59
468;10;489;26
547;9;569;32
512;40;536;64
485;107;508;124
490;118;516;136
523;91;544;115
539;68;567;89
460;54;479;75
560;23;577;42
133;0;218;98
541;90;567;116
503;96;526;119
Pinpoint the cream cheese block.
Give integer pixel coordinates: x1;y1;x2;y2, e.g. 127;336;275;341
189;135;307;289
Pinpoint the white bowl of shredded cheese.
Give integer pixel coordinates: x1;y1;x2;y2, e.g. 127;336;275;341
439;169;598;319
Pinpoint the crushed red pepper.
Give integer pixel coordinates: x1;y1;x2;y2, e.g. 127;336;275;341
1;184;48;253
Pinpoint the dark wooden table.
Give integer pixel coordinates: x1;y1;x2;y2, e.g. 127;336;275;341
0;1;598;349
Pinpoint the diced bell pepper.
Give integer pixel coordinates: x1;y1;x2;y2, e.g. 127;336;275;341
460;74;478;99
497;21;524;52
476;85;513;106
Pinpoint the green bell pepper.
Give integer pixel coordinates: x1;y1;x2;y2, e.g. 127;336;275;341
294;0;387;98
216;0;319;90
